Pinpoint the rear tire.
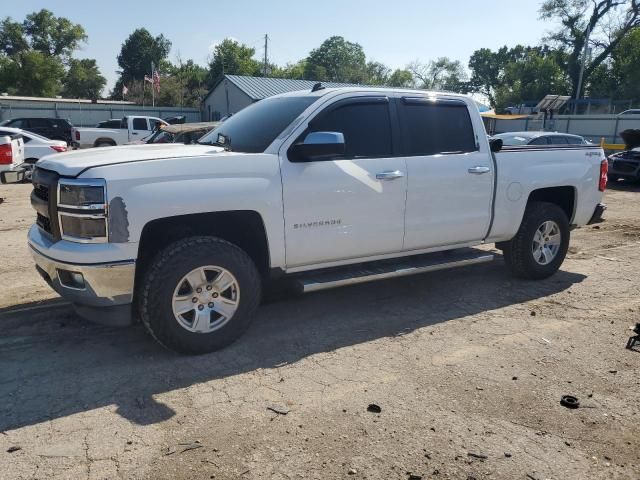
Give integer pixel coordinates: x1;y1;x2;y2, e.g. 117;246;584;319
139;236;262;354
503;201;570;280
95;141;115;147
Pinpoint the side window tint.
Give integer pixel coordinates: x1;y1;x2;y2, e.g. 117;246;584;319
132;118;148;131
399;101;477;156
309;100;392;158
529;137;548;146
550;136;569;144
10;119;24;128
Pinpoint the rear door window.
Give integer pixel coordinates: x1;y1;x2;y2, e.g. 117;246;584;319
529;137;549;146
132;118;149;131
306;99;393;159
549;135;569;145
398;99;477;156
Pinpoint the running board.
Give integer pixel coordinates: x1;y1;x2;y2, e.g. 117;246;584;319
293;248;494;293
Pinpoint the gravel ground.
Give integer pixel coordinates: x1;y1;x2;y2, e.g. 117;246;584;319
0;182;639;480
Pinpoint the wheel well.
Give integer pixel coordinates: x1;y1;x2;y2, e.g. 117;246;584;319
136;211;270;287
527;186;576;222
94;138;116;146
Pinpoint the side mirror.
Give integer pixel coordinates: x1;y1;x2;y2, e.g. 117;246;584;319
1;169;26;184
489;138;503;153
289;131;345;162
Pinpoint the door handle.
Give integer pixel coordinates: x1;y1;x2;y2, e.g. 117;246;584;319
467;166;491;175
376;170;405;180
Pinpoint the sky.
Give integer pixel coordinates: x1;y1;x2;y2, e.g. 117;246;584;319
11;0;557;93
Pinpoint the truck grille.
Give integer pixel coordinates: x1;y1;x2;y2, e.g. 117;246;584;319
30;168;60;240
36;213;52;234
33;183;49;202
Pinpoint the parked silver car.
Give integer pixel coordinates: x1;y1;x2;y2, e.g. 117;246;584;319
492;131;590;146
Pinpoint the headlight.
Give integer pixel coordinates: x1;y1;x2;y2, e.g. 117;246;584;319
57;179;108;243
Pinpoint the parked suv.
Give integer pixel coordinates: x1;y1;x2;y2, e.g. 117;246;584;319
0;118;73;144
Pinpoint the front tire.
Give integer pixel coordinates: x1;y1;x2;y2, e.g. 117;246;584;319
139;236;262;354
503;202;570;280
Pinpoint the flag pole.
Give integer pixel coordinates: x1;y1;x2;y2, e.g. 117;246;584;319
151;62;155;108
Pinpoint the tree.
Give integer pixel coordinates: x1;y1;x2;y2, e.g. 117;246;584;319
271;60;307;80
364;61;391;85
206;38;261;87
304;36;367;83
0;10;94;98
608;27;640;103
116;28;171;89
63;58;106;99
540;0;640;98
408;57;468;92
387;69;414;87
493;46;570;110
23;9;86;58
468;47;513;106
10;50;65;97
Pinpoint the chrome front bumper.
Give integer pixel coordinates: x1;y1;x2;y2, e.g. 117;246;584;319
29;244;135;307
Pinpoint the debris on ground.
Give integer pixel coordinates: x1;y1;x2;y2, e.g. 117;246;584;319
467;452;488;460
165;441;203;455
560;395;580;409
366;404;382;413
408;474;423;480
626;323;640;350
7;446;21;453
266;406;289;416
504;452;512;458
348;468;357;475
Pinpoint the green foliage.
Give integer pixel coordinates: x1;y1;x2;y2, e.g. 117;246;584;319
0;9;98;98
494;46;570;110
270;60;307;80
23;9;86;58
387;69;414;88
207;39;261;87
304;36;367;83
539;0;640;97
408;58;468;92
6;50;65;97
116;28;171;87
63;58;106;99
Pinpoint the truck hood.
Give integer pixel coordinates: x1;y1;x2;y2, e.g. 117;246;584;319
37;144;224;177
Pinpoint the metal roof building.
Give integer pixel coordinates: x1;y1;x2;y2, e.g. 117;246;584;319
202;75;364;121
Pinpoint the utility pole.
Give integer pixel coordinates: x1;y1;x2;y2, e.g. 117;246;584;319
263;34;269;76
574;23;591;114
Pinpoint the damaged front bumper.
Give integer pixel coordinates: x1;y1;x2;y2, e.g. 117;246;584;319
28;225;136;325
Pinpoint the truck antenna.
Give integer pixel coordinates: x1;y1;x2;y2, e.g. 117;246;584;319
311;82;325;92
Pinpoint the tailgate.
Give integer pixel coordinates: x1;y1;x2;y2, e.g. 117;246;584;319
11;135;24;166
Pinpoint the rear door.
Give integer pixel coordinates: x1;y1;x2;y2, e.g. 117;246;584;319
130;117;152;140
280;94;407;267
398;96;493;250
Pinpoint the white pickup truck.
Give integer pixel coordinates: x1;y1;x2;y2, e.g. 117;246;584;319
0;133;25;180
71;115;167;149
18;87;607;354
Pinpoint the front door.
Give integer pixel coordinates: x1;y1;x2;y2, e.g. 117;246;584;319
397;97;493;250
280;95;407;268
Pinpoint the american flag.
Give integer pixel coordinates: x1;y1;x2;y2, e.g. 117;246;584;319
152;70;160;92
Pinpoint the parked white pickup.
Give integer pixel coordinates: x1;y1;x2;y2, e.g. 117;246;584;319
0;132;25;177
24;87;608;353
71;115;167;148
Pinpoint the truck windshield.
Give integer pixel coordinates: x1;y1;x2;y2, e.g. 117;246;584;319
198;95;319;153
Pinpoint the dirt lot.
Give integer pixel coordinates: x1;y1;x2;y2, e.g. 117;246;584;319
0;182;639;480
